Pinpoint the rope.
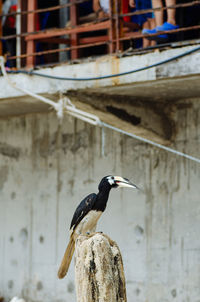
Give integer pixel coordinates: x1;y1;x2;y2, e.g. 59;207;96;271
1;46;200;163
100;122;200;164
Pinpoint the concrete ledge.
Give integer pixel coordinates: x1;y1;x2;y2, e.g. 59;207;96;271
0;44;199;100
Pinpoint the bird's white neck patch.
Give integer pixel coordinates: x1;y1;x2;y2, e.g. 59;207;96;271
107;176;115;185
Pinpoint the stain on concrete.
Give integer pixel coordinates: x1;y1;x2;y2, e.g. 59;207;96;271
67;90;177;140
67;281;75;293
39;235;44;243
0;143;20;159
19;228;28;244
0;166;9;190
10;259;18;266
9;236;14;243
62;133;73;153
11;192;16;199
8;280;14;289
62;130;89;153
68;179;74;195
159;182;169;195
20;117;26;128
39;131;50;157
36;281;43;291
30;128;89;159
135;225;144;244
57;178;63;194
135;288;140;296
171;289;177;298
71;131;88;153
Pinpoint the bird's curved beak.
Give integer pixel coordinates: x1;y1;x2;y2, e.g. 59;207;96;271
114;176;138;189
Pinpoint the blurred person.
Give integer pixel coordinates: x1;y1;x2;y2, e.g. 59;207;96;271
93;0;109;19
129;0;156;47
2;0;17;27
2;0;17;67
142;0;179;41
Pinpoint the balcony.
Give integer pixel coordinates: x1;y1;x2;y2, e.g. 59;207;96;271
0;0;200;69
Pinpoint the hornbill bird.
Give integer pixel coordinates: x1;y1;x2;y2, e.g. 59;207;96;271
57;175;138;279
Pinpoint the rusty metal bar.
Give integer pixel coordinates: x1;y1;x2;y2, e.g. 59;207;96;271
9;40;110;60
118;0;200;19
2;0;199;40
119;25;200;42
25;21;110;41
115;0;120;52
0;0;89;18
2;0;200;68
108;0;115;53
0;0;199;20
8;24;200;61
70;0;79;59
26;0;36;68
3;22;199;42
2;19;111;40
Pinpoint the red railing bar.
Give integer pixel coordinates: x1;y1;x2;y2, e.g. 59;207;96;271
119;24;200;42
1;18;110;40
0;0;199;19
118;0;200;18
9;40;110;60
0;0;89;18
8;23;200;61
3;22;200;43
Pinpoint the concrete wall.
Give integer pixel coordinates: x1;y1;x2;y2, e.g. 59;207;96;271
0;99;200;302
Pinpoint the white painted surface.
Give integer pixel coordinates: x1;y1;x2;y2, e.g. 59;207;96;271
0;101;200;301
0;45;199;100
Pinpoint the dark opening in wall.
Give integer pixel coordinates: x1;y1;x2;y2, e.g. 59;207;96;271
106;106;141;126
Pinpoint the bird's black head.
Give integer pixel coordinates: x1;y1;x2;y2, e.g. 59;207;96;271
98;175;138;191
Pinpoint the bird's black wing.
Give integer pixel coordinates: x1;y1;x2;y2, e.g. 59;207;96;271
70;193;97;232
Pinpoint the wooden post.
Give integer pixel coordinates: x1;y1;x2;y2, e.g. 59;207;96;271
75;233;127;302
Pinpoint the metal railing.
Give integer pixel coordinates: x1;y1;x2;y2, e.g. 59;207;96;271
0;0;200;69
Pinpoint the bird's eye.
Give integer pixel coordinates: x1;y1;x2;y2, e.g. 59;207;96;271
111;176;114;180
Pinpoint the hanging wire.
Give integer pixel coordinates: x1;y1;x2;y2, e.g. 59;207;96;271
1;49;200;164
100;122;200;164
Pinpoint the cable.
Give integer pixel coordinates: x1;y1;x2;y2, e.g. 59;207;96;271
1;56;200;163
101;122;200;164
1;46;200;163
0;56;102;122
6;45;200;81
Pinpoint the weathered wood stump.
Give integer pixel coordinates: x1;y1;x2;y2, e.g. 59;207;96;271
75;233;127;302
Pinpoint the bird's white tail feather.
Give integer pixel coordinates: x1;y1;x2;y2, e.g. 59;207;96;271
57;236;75;279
